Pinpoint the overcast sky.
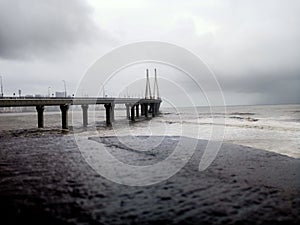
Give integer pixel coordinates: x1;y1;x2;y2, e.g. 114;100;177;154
0;0;299;106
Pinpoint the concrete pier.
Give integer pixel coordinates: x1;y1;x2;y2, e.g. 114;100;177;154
150;103;155;117
0;68;162;129
81;104;89;127
136;104;139;117
156;102;161;115
0;97;162;130
104;103;112;126
141;104;145;116
130;105;135;121
60;104;69;130
126;104;130;119
111;103;115;122
144;103;148;118
36;105;45;128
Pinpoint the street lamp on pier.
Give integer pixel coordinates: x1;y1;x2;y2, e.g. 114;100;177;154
62;80;67;97
0;75;3;97
48;86;51;97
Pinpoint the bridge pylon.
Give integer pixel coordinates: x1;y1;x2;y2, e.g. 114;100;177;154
144;69;152;99
153;68;160;100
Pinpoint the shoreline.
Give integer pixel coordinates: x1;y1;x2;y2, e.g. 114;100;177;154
1;127;299;159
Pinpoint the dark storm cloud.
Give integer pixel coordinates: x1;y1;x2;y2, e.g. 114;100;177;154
173;0;300;104
204;5;300;94
0;0;299;105
0;0;109;59
216;72;300;104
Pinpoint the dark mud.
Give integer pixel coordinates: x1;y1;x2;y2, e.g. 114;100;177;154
0;129;299;225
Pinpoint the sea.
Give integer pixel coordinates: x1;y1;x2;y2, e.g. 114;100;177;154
1;104;299;158
0;104;299;224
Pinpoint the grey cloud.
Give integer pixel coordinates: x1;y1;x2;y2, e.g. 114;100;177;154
0;0;113;60
174;0;300;104
1;0;299;105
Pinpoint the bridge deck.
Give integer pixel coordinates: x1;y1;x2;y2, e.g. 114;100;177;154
0;97;162;129
0;97;161;107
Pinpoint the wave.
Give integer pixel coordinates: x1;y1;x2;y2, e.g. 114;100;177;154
157;119;300;132
229;116;259;122
230;112;255;116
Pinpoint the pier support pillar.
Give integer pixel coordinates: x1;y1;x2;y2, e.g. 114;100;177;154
153;103;157;116
157;102;161;115
111;103;115;122
141;104;145;116
136;104;139;117
154;103;159;115
130;105;135;121
104;103;112;126
36;105;45;128
81;104;89;127
60;104;69;130
151;103;155;117
144;103;148;118
125;104;130;119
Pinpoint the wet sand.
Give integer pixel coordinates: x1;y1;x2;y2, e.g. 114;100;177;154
0;129;299;224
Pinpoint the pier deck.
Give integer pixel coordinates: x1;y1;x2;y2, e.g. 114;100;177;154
0;97;162;129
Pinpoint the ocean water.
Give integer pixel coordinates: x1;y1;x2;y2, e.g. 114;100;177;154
157;104;300;158
1;104;299;158
0;104;299;224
